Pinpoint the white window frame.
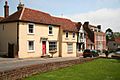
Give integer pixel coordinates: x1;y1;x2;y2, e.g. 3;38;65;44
27;23;35;35
27;40;35;52
48;25;53;35
67;43;73;53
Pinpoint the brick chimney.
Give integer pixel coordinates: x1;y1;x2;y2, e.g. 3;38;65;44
97;25;101;32
84;22;89;26
17;2;24;11
4;1;9;18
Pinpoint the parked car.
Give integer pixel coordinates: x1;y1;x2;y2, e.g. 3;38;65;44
83;49;92;58
91;50;99;57
111;50;120;58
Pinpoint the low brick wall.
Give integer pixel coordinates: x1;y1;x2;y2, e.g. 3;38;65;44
0;58;97;80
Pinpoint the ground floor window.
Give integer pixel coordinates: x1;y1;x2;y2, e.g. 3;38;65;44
67;43;73;53
49;41;57;51
28;40;35;52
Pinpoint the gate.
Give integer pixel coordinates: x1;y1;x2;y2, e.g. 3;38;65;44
8;43;14;58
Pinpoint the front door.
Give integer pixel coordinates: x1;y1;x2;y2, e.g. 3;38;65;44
42;41;46;56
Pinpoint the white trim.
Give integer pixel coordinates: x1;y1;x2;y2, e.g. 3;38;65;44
19;7;25;20
27;40;35;53
27;23;35;35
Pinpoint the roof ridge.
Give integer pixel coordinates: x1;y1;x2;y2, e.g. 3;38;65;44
19;7;25;20
53;16;72;21
25;7;51;16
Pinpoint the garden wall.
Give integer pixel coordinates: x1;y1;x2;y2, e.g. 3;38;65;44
0;58;96;80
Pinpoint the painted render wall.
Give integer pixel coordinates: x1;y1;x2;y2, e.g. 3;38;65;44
18;22;59;58
0;22;17;56
61;31;77;57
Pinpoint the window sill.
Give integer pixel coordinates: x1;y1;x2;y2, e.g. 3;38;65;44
72;38;75;40
65;38;69;40
48;34;54;36
67;52;73;54
27;33;35;35
49;50;57;53
28;50;35;53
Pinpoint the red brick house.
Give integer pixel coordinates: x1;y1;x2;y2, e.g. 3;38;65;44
83;22;106;51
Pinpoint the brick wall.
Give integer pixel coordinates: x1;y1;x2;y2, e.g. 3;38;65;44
0;58;97;80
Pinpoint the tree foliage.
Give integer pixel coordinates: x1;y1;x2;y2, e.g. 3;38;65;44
105;28;114;41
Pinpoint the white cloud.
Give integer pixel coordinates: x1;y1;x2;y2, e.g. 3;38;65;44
66;8;120;32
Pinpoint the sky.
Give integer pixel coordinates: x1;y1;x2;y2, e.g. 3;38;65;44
0;0;120;32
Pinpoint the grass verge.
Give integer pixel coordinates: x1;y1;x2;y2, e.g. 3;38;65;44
24;58;120;80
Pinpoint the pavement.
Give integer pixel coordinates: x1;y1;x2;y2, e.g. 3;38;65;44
0;57;79;72
0;53;114;72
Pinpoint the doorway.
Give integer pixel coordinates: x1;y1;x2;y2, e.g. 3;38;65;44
42;41;46;56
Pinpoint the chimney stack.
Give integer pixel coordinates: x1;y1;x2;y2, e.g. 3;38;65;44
84;21;89;26
17;1;24;11
4;0;9;18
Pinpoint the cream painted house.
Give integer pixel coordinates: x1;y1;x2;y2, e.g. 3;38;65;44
0;2;78;58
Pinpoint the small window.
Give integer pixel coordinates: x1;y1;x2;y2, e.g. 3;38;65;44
67;43;73;53
49;41;57;51
49;25;53;35
73;32;75;38
80;33;83;39
28;23;35;34
28;40;35;52
66;32;68;38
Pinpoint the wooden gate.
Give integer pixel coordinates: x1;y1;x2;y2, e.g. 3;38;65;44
8;43;14;58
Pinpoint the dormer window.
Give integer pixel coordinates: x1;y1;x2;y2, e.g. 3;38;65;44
73;32;75;38
28;23;35;34
49;25;53;35
66;32;68;38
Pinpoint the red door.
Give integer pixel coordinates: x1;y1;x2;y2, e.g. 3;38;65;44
42;41;46;56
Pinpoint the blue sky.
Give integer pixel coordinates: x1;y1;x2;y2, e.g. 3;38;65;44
0;0;120;32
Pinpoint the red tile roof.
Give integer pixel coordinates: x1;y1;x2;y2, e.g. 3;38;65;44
115;37;120;44
0;7;78;32
53;17;78;32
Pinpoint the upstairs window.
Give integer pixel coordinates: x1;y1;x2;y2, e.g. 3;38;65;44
28;23;35;34
66;32;68;38
49;25;53;35
73;32;75;38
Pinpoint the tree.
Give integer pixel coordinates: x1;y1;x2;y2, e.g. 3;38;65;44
105;28;114;42
114;32;120;38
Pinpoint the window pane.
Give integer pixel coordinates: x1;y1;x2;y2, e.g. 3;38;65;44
49;42;57;51
28;41;34;50
49;25;53;34
67;43;73;53
73;33;75;38
66;32;68;38
29;24;34;33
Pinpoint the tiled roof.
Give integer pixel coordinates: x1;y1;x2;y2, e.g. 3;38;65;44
53;17;78;32
0;16;4;21
115;37;120;44
0;9;22;22
0;7;78;32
